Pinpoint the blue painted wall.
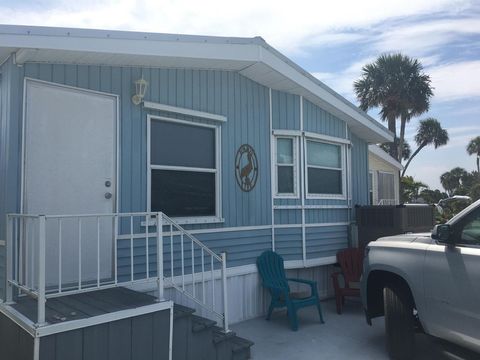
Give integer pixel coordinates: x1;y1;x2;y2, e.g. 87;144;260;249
0;57;370;284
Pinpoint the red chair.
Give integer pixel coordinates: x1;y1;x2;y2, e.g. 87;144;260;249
331;248;363;314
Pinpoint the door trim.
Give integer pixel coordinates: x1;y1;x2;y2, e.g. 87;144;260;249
20;77;120;215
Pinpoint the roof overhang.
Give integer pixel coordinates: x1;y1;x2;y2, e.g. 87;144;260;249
0;25;393;143
368;145;403;170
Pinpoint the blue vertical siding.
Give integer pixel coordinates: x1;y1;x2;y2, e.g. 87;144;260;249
271;90;300;130
303;98;346;138
0;58;22;239
350;132;369;207
18;64;271;229
1;57;373;278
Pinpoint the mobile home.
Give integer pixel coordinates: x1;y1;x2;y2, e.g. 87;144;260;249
0;25;392;360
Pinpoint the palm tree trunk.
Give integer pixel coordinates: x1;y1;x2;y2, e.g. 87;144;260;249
398;115;407;163
401;143;426;177
387;114;397;159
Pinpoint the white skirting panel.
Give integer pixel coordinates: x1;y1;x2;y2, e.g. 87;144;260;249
148;264;336;325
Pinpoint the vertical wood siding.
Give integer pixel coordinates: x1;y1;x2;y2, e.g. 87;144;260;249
350;132;369;207
19;64;271;229
0;60;371;280
303;98;346;138
271;90;300;130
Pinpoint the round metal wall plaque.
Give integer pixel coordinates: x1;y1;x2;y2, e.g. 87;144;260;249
235;144;258;192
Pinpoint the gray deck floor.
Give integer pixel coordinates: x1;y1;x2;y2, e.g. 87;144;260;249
12;287;157;324
231;299;478;360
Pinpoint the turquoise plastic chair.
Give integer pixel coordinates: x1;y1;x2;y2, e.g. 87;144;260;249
256;251;324;331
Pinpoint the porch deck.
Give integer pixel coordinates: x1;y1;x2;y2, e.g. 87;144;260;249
231;299;478;360
11;287;157;324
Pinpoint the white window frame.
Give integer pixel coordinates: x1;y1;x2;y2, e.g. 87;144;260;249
305;138;347;200
369;170;375;205
274;136;299;198
147;115;223;225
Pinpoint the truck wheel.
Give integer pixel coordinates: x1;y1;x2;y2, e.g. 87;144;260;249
384;285;415;360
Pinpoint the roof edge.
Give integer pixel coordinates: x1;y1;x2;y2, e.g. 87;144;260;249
368;145;403;170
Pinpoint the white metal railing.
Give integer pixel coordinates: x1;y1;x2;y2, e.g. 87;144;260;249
5;212;164;326
4;212;229;332
160;213;229;332
377;199;397;205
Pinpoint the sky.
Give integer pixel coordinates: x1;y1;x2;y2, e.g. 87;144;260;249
0;0;478;190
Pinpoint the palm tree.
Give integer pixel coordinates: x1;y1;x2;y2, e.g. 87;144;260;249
381;140;411;161
402;118;449;176
440;167;468;196
401;176;428;203
466;136;480;173
354;54;433;162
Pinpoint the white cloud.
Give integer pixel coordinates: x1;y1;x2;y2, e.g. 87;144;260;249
370;18;480;58
428;61;480;101
0;0;469;53
313;56;376;100
445;125;480;135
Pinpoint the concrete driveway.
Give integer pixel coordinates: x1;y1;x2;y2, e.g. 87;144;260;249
231;299;478;360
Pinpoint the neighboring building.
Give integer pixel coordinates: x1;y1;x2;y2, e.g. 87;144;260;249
0;24;393;341
368;145;403;205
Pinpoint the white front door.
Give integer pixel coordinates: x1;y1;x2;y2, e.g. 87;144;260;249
23;79;117;289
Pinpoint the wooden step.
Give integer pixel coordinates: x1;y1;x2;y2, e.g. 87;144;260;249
172;304;196;360
188;315;218;360
230;336;254;360
191;314;217;333
172;304;254;360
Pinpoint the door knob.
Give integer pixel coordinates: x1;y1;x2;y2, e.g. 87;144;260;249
105;180;111;187
105;192;112;199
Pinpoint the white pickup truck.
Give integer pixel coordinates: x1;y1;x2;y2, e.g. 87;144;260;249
361;199;480;360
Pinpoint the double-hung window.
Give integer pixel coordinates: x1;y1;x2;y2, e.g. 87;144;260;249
306;140;345;198
148;116;221;222
275;137;298;197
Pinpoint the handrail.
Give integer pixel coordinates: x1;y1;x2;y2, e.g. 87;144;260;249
5;212;165;326
5;211;229;332
160;213;229;332
161;214;222;262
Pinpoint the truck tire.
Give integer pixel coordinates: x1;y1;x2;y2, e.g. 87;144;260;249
384;285;415;360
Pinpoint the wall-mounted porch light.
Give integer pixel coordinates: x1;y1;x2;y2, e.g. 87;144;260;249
132;77;148;105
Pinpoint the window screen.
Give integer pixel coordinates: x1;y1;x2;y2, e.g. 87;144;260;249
378;172;395;201
150;120;215;168
276;137;296;195
306;140;343;196
149;119;218;218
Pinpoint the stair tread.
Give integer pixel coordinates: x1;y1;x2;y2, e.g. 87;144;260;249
191;314;217;332
212;326;237;344
229;335;255;353
173;303;196;319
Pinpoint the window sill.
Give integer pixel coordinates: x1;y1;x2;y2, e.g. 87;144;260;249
141;216;225;227
274;194;300;199
306;194;347;200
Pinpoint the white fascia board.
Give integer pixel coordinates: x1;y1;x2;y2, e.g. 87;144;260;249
0;25;391;143
368;145;403;170
1;34;260;63
259;47;393;143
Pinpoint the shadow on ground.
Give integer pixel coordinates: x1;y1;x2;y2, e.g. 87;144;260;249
231;299;479;360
